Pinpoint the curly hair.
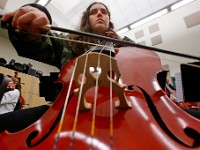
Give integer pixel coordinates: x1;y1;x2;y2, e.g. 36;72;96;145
68;2;114;55
10;76;21;94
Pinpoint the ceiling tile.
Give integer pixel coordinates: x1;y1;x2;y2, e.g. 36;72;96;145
134;0;151;11
4;0;182;31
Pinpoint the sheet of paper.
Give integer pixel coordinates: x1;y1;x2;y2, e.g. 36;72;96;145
174;72;184;102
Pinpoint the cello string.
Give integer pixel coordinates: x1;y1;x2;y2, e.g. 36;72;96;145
90;42;113;149
53;57;78;150
45;25;200;61
69;54;89;149
108;42;114;149
14;29;111;49
14;30;196;66
54;45;100;149
89;42;115;149
14;28;200;61
69;44;103;149
88;41;115;149
1;20;199;60
89;43;108;149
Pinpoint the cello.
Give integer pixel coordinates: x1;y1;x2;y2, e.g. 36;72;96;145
0;25;200;150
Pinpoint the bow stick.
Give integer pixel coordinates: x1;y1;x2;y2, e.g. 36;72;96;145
0;15;200;61
44;25;200;60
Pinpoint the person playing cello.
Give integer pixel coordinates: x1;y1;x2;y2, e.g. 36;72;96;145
0;1;133;132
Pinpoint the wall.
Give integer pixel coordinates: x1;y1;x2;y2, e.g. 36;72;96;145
121;0;200;77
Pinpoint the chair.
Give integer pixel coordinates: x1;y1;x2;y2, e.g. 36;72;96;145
14;100;22;111
0;73;10;102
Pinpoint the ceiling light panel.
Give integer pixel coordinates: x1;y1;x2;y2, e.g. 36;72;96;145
49;0;182;30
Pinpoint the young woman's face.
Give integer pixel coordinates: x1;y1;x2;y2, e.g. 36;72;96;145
88;4;110;35
7;79;16;89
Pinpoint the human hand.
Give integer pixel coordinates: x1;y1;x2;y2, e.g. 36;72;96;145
1;6;50;34
106;28;123;40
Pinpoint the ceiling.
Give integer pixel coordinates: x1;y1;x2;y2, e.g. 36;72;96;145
47;0;181;30
1;0;181;32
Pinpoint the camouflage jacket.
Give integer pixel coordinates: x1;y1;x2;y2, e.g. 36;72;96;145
8;4;134;70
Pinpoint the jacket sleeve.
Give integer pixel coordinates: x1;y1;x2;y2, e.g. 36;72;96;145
122;36;135;43
114;36;135;48
1;89;20;104
8;4;63;69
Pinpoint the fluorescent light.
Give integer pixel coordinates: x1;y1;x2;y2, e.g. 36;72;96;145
37;0;49;6
117;27;129;35
171;0;195;10
130;9;168;29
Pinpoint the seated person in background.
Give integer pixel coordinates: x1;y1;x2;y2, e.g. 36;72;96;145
165;79;177;101
0;76;20;114
165;79;200;119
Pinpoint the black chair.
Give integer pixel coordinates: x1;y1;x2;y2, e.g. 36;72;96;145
0;58;7;67
0;73;10;102
14;100;22;111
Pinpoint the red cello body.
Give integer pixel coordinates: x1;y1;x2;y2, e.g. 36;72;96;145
0;47;200;150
